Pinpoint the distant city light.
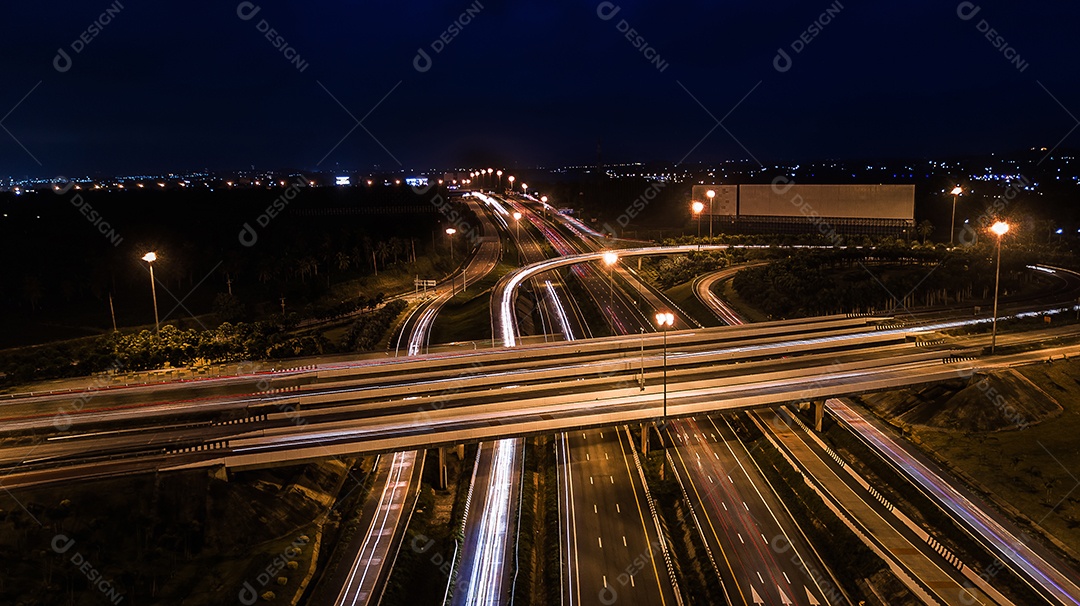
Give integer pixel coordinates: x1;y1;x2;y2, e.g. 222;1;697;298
336;176;351;186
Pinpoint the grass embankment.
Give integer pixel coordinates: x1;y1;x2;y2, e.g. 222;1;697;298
509;436;559;606
662;280;723;328
641;443;727;605
803;405;1046;604
717;278;770;323
381;445;477;606
725;413;917;604
428;260;517;345
858;358;1080;562
0;459;362;605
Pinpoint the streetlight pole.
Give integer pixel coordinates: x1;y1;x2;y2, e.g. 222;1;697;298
655;312;674;419
706;189;715;240
512;212;522;265
141;252;160;333
990;221;1009;354
603;251;618;307
508;175;514;194
950;186;962;246
692;201;704;242
496;170;502;191
639;328;646;390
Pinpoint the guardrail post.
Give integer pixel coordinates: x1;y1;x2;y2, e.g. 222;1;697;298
814;400;825;432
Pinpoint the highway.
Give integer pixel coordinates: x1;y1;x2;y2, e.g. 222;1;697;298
332;192;505;605
829;400;1080;606
754;406;996;605
510;195;680;606
7;315;1070;488
695;261;1080;605
667;414;835;605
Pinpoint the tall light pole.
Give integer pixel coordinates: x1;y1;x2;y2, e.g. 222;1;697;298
639;328;646;390
142;252;160;333
507;175;514;194
521;182;528;196
446;227;456;261
603;251;618;306
497;170;503;191
990;221;1009;354
541;195;549;221
487;168;493;191
706;189;715;240
950;186;963;246
691;201;704;241
512;212;522;265
446;228;457;294
655;312;674;420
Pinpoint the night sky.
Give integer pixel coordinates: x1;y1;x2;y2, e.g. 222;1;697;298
1;1;1077;177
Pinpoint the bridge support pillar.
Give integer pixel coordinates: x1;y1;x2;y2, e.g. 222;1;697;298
814;400;825;432
209;465;229;483
641;423;650;455
437;447;448;490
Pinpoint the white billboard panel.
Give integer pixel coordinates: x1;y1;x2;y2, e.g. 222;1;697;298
738;184;914;220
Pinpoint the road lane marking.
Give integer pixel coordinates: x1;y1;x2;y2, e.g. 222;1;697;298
783;572;790;584
738;533;744;544
598;537;603;548
623;535;627;546
757;571;764;584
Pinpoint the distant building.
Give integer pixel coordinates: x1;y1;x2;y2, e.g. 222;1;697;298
692;183;914;237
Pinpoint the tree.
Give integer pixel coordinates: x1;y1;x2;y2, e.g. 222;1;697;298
917;220;934;244
212;292;244;323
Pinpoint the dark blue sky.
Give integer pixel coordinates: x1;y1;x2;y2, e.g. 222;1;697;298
1;0;1077;177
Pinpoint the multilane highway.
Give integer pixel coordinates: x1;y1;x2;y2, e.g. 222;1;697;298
508;195;680;606
695;264;1080;605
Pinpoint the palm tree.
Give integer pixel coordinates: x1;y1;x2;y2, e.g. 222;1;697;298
917;220;934;245
375;241;390;271
336;252;351;272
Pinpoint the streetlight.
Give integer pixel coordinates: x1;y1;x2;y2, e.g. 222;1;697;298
603;251;618;305
141;252;160;333
508;175;515;193
497;170;503;190
521;182;528;195
446;228;456;261
950;186;963;245
541;195;549;221
990;221;1009;354
691;201;705;240
706;189;715;240
512;212;522;264
655;312;674;420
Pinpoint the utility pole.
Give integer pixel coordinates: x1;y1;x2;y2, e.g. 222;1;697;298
108;293;118;332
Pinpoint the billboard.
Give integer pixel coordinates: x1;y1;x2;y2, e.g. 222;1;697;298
691;184;737;216
738;184;914;220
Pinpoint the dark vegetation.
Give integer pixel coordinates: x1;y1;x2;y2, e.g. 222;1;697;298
0;459;362;605
0;184;471;347
732;245;1062;318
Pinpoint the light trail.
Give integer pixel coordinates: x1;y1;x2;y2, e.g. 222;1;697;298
828;399;1080;606
463;438;519;604
703;261;1080;605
